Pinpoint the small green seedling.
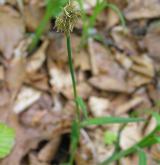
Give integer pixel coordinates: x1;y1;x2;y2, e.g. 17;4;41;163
104;131;117;145
0;123;15;159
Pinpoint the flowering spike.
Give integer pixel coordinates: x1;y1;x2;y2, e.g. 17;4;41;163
55;1;81;35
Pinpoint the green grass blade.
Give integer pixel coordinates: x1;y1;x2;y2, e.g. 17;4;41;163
76;96;88;119
101;128;158;165
89;1;106;28
152;112;160;126
138;149;147;165
29;0;67;51
0;123;15;159
69;120;80;164
81;117;144;127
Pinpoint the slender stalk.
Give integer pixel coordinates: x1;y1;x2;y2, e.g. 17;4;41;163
66;34;80;119
66;34;81;165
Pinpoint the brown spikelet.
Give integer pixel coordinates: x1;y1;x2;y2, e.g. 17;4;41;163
55;1;81;34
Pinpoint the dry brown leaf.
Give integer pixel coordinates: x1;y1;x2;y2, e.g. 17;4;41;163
76;129;97;165
89;96;110;117
89;128;115;163
111;26;139;55
89;75;132;93
63;82;92;100
74;49;91;71
125;0;160;20
5;54;26;98
26;40;49;73
147;84;160;102
120;157;138;165
29;153;50;165
106;8;120;28
115;96;144;115
120;123;141;150
127;72;152;88
0;5;25;59
144;22;160;62
24;3;45;31
0;65;4;80
87;41;126;79
49;63;72;92
25;71;49;91
13;86;41;114
38;138;61;162
115;53;133;70
130;55;155;77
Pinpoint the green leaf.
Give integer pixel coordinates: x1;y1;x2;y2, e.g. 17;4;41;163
69;120;80;164
89;0;106;28
0;123;15;159
138;149;147;165
104;131;117;145
76;96;88;119
152;112;160;126
81;117;144;127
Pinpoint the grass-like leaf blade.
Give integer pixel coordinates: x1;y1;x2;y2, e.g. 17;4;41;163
81;117;144;127
76;96;88;119
29;0;67;51
138;149;147;165
69;120;80;164
0;123;15;159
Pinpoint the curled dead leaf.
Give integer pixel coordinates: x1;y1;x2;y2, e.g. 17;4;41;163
125;0;160;20
0;5;25;59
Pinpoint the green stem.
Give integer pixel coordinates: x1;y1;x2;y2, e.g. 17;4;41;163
66;34;80;119
66;34;80;165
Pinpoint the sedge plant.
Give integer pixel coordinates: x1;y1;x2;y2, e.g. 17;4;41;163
55;1;145;164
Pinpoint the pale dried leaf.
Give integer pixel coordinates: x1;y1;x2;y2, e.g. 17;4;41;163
63;82;92;100
89;96;110;117
0;6;25;59
120;123;141;150
90;128;115;163
49;64;72;92
38;138;61;162
26;40;48;73
0;65;4;80
5;55;26;97
111;26;138;55
130;55;155;77
89;76;132;93
125;0;160;20
115;97;144;115
144;22;160;62
128;72;152;88
115;53;133;70
13;86;41;113
0;0;5;5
